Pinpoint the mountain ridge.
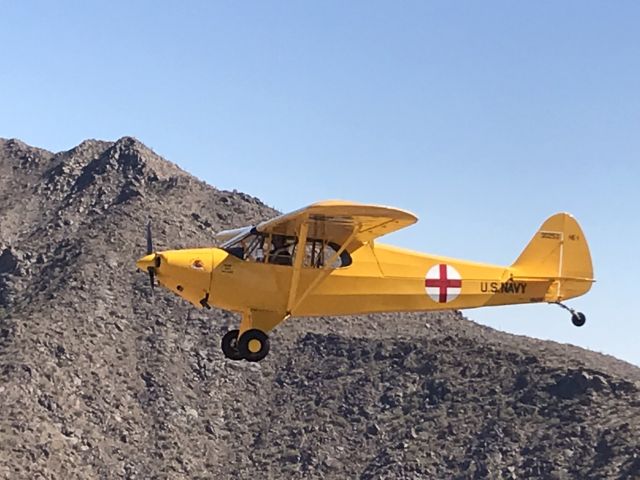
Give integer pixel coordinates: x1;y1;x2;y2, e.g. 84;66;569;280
0;136;638;479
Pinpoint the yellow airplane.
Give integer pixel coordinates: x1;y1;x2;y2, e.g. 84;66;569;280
136;200;594;362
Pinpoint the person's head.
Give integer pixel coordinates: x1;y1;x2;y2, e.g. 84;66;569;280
272;235;286;248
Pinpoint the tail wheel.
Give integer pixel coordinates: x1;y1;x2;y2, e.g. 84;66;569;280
238;329;270;362
571;312;586;327
554;302;587;328
221;329;244;360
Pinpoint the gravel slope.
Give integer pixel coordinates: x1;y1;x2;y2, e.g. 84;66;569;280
0;137;638;479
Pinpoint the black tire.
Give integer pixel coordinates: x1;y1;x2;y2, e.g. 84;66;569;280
221;329;244;360
571;312;586;327
237;329;270;362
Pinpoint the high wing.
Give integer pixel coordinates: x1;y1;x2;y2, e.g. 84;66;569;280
256;200;418;251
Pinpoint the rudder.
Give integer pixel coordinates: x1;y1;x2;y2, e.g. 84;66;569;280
511;213;594;301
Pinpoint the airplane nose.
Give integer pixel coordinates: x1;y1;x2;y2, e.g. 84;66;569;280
136;253;160;271
135;248;230;308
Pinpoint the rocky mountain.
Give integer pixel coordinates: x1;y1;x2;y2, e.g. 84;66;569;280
0;137;638;479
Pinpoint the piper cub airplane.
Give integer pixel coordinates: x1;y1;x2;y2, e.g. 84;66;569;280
136;201;594;362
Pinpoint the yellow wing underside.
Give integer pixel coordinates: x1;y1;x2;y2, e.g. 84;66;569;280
255;200;418;251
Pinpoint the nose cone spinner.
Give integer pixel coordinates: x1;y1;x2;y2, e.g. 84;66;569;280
136;253;158;271
137;249;216;308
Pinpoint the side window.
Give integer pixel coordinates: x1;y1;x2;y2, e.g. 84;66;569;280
302;239;351;269
266;235;295;266
302;239;323;268
224;232;352;269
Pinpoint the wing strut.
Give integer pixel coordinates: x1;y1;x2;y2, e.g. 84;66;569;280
285;220;309;314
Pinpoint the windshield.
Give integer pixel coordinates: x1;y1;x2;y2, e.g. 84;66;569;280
222;229;266;262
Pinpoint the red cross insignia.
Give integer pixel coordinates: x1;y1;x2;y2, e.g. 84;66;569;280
425;264;462;303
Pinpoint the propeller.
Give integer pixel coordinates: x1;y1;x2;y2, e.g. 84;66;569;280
146;220;156;293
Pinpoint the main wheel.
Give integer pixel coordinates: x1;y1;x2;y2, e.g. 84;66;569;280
221;329;244;360
571;312;586;327
237;329;270;362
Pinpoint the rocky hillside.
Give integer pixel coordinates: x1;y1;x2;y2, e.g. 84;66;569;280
0;137;638;479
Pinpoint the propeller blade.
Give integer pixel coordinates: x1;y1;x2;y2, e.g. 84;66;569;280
146;220;153;255
147;267;155;294
144;221;156;295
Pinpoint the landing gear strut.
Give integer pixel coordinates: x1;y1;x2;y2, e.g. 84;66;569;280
553;302;586;327
221;328;270;362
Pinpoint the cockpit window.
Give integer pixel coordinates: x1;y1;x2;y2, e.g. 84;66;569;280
269;235;295;265
222;229;351;268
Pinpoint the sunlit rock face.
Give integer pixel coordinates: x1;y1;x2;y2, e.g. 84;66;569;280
0;136;638;479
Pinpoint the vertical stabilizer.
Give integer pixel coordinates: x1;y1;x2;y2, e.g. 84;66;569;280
511;213;594;301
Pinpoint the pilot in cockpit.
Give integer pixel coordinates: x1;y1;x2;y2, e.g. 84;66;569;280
269;235;293;266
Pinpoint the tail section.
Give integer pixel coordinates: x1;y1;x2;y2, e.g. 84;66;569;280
511;213;594;301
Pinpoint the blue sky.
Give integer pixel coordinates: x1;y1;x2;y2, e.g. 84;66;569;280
2;1;639;365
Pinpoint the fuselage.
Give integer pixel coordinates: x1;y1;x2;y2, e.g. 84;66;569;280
138;241;567;318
